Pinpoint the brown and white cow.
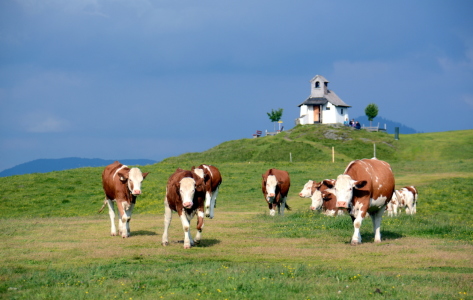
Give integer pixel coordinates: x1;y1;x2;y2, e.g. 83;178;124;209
162;168;206;249
191;164;222;219
389;186;418;216
100;161;149;238
323;158;395;245
298;180;344;216
262;168;291;216
386;191;400;217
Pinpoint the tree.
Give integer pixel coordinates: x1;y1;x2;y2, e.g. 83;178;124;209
365;103;379;127
267;108;283;131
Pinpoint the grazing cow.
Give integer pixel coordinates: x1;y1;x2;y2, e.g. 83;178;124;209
191;164;222;219
390;186;418;215
298;180;343;216
100;161;149;238
323;158;395;245
162;168;206;249
262;168;291;216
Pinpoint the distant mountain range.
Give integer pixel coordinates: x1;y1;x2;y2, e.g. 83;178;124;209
0;157;157;177
353;115;420;134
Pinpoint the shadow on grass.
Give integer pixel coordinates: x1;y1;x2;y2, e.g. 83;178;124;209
132;230;158;236
343;230;405;245
176;238;221;248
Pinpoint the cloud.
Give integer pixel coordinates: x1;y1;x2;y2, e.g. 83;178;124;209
21;112;70;133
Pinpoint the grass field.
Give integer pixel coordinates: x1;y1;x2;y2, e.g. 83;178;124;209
1;125;472;299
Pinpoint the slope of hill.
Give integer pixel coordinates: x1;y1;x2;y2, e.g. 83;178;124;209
0;157;157;177
163;124;472;164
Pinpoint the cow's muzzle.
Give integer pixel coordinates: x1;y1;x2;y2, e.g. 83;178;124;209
183;201;193;209
132;190;142;195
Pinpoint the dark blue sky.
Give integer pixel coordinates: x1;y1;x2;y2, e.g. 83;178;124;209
1;0;472;171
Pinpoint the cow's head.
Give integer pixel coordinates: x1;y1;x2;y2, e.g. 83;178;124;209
308;181;331;211
191;166;210;188
118;167;149;196
179;177;197;209
299;180;314;198
323;175;366;208
264;174;278;204
310;189;324;211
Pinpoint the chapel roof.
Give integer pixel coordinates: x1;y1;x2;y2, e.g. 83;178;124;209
298;89;351;107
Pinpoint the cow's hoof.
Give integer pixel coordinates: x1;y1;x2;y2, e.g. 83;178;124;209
194;240;201;245
351;240;360;246
111;232;117;236
183;244;191;249
162;242;169;246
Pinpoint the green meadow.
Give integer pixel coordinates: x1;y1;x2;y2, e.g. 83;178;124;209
1;125;472;299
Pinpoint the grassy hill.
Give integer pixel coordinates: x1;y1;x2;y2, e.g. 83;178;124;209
2;125;472;219
1;125;472;299
163;125;473;163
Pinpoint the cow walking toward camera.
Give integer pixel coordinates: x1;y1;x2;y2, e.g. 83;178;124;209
100;161;149;238
191;164;222;219
298;180;343;216
323;158;395;245
162;168;206;249
262;168;291;216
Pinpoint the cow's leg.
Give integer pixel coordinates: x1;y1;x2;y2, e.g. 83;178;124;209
106;199;117;236
117;202;131;238
180;211;193;249
195;210;205;244
205;191;212;218
371;207;385;243
162;199;172;246
351;202;364;245
279;196;288;216
115;200;129;238
209;187;219;218
269;203;276;216
386;202;392;217
124;203;134;237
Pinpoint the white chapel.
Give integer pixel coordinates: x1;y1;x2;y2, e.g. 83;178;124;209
297;75;350;125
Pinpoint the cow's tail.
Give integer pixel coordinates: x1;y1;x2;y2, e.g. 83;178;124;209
98;199;107;213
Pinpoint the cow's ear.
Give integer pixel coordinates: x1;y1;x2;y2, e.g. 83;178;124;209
323;179;335;188
118;171;129;183
354;180;367;189
142;172;149;179
191;166;195;171
204;172;211;182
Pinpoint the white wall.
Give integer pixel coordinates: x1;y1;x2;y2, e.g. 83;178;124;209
299;104;349;125
298;105;312;125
